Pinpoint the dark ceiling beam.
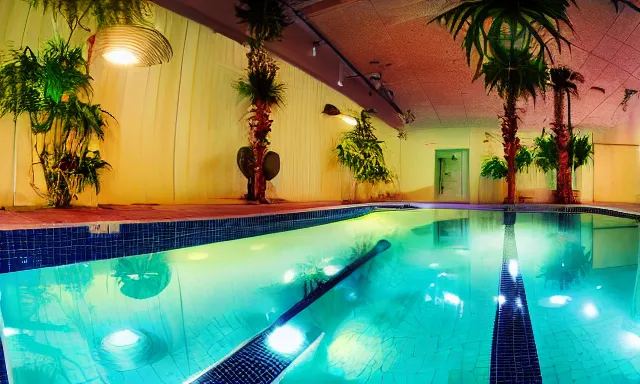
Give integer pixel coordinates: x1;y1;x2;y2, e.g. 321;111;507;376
291;7;405;116
299;0;364;16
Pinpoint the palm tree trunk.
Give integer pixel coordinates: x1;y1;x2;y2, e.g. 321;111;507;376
252;101;272;204
552;88;572;204
502;96;519;204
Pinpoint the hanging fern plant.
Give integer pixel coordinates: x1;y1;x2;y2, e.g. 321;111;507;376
336;110;393;184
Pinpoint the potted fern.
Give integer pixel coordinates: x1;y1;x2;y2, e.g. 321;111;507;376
0;38;111;207
0;0;153;207
336;110;393;202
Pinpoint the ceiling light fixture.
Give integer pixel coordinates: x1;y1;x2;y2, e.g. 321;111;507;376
338;63;344;87
90;25;173;67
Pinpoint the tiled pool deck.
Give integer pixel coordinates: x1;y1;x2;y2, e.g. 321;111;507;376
1;201;639;230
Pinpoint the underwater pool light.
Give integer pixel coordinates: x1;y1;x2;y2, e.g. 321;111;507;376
494;295;506;305
283;269;296;283
516;297;523;309
437;272;448;278
508;259;519;279
429;263;439;268
549;295;570;305
105;329;141;347
583;303;599;319
2;328;20;337
323;265;342;276
429;283;435;288
424;294;433;302
596;285;602;290
443;292;461;305
100;329;155;372
267;325;305;354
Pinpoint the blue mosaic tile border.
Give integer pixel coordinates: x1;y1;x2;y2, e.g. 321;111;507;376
490;213;541;384
0;206;389;274
191;240;392;384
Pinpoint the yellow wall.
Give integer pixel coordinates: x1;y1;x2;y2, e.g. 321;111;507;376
0;2;401;206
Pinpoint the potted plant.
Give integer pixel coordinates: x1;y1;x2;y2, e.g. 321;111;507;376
234;0;290;204
335;109;393;202
480;145;534;203
533;131;593;203
0;38;111;207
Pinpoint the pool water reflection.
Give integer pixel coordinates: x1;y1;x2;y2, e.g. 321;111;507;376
0;209;638;384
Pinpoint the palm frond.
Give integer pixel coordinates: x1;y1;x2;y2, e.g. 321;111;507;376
481;40;548;102
0;46;42;119
235;0;292;43
431;0;575;76
235;46;286;107
611;0;640;13
550;66;584;98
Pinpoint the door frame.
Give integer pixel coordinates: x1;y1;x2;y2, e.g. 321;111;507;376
434;149;470;203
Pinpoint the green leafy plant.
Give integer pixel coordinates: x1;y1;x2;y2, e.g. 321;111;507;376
481;156;508;180
481;145;534;180
534;131;593;174
481;40;548;203
336;109;393;189
430;0;575;77
235;0;290;204
27;0;151;41
537;241;592;290
0;38;111;207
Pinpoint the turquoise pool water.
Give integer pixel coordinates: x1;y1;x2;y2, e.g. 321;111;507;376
0;209;638;383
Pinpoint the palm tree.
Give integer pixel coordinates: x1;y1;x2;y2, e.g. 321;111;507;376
482;41;548;204
549;67;584;204
235;0;291;203
430;0;575;77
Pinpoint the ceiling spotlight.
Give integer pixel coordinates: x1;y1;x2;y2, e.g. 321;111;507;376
338;62;345;87
312;40;324;57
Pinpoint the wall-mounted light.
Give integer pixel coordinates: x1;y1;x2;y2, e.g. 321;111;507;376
90;25;173;67
322;104;357;126
312;40;324;57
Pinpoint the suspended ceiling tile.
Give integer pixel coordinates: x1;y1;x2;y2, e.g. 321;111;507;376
626;24;640;51
578;54;611;83
611;44;640;74
606;5;640;41
593;63;632;93
591;35;624;60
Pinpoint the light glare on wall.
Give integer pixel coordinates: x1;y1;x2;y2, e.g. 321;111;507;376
340;115;357;126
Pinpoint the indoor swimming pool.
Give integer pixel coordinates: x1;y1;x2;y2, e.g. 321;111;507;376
0;209;638;383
